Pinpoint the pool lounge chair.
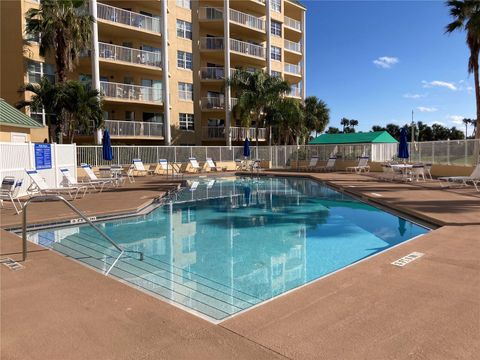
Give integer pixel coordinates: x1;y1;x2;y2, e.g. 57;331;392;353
0;177;23;214
205;158;222;172
188;157;202;173
26;169;88;200
303;156;319;171
132;159;150;176
346;157;370;173
60;168;105;192
316;156;337;172
438;164;480;191
80;164;118;187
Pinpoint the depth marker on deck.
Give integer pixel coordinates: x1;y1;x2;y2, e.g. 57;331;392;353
391;252;424;267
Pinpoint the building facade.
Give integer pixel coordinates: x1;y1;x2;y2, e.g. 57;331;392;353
1;0;306;145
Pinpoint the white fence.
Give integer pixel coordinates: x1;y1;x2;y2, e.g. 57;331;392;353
409;139;479;166
0;142;77;197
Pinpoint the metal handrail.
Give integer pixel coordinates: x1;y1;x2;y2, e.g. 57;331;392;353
22;195;143;275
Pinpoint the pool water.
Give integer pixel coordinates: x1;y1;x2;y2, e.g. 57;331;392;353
28;176;428;321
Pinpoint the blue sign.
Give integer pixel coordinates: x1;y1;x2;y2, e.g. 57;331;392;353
34;143;52;170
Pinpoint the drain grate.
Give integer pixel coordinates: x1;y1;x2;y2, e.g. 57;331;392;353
0;257;24;271
391;252;424;267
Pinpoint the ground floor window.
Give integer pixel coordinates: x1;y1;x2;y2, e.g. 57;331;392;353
179;113;194;131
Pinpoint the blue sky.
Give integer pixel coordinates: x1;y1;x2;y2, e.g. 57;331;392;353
305;0;476;135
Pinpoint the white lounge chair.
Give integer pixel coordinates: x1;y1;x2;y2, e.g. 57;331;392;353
0;177;23;214
346;157;370;173
132;159;149;176
80;164;118;187
317;157;337;172
206;179;216;189
188;157;201;173
60;168;105;192
438;164;480;191
205;158;222;172
305;156;319;171
156;159;181;176
25;169;87;200
189;181;199;191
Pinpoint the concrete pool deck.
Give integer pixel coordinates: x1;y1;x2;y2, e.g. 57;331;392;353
1;173;479;359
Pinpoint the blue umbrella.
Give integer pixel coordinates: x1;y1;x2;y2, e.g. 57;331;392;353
102;129;113;161
243;137;251;158
398;127;409;160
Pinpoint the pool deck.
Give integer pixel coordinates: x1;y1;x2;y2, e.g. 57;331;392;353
1;173;479;359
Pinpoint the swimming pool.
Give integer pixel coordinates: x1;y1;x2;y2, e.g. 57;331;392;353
27;176;428;321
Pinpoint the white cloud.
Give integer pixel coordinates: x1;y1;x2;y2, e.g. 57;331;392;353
373;56;399;69
417;106;438;113
448;115;465;124
422;80;457;91
403;93;426;99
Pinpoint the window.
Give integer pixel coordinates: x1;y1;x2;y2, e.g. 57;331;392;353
177;51;193;69
271;21;282;37
27;61;55;84
271;0;281;13
176;0;191;9
271;46;281;61
178;82;193;101
271;71;282;78
143;112;163;123
176;19;192;39
126;111;135;121
179;113;194;131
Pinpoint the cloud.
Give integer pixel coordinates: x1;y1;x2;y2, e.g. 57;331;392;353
448;115;465;124
403;93;426;99
417;106;438;113
373;56;399;69
422;80;457;91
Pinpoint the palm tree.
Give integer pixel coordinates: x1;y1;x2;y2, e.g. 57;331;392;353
462;117;472;138
16;77;61;143
472;119;478;137
25;0;94;83
267;98;304;145
340;118;350;132
446;0;480;139
228;69;290;150
303;96;330;138
349;119;359;130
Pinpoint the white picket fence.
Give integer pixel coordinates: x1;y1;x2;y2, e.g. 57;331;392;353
0;142;77;197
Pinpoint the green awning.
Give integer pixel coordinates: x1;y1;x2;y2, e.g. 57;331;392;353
0;98;44;129
309;131;398;145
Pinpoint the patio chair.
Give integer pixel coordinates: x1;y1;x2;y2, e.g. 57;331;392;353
60;168;105;192
379;164;395;181
205;158;222;172
316;156;337;172
438;164;480;191
25;169;88;200
304;156;319;171
80;164;118;187
409;164;426;182
132;159;150;176
346;156;370;173
0;177;23;214
188;157;202;173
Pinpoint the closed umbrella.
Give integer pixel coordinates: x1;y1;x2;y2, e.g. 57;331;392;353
102;129;113;161
243;137;250;158
398;127;409;161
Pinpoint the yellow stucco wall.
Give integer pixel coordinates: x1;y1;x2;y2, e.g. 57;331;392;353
0;125;48;142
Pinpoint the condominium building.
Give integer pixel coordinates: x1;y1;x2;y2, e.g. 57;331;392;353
1;0;306;145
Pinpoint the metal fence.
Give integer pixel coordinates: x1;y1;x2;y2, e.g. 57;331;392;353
409;139;479;166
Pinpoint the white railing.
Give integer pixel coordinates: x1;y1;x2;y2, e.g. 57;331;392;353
231;127;267;141
199;37;224;50
284;63;302;75
284;39;301;53
198;7;223;20
229;8;265;31
200;67;226;80
98;42;162;68
284;16;301;31
230;38;266;59
287;87;301;98
202;126;225;139
104;120;164;138
97;3;161;33
100;81;163;103
408;139;480;166
201;97;238;110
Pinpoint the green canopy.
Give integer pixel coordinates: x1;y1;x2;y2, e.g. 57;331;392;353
309;131;398;145
0;98;44;129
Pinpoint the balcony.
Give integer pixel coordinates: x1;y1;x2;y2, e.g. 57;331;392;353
100;81;163;104
200;67;226;81
98;42;162;69
201;97;238;111
231;127;267;141
104;120;164;139
286;87;302;98
284;16;301;32
202;126;225;139
284;63;302;76
230;38;266;59
284;39;301;53
199;37;224;51
97;3;161;34
229;8;265;32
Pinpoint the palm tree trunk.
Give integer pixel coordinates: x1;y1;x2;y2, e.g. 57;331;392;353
475;61;480;140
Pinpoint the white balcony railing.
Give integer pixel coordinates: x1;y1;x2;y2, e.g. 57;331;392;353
97;3;161;33
284;39;301;53
201;97;238;110
284;16;301;31
229;8;265;31
287;87;302;98
200;37;224;50
231;127;267;140
99;42;162;68
200;67;226;80
100;81;163;103
198;7;223;20
284;63;302;75
202;126;225;139
104;120;164;138
230;38;265;59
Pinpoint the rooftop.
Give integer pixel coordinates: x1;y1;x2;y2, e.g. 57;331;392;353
0;98;44;129
309;131;398;145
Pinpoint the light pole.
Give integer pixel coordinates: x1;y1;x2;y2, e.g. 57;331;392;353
410;110;415;143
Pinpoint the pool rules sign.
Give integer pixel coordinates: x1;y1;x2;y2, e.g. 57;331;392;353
34;143;52;170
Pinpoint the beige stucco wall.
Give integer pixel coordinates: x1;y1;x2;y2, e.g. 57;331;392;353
0;125;48;142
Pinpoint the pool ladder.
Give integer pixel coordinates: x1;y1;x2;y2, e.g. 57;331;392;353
21;195;144;275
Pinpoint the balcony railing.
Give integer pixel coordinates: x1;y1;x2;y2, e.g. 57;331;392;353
100;81;163;103
200;67;226;80
97;3;161;33
202;126;225;139
284;16;301;31
201;97;238;110
200;37;224;50
104;120;164;138
231;127;267;141
287;87;302;98
99;42;162;68
284;39;301;53
229;8;265;31
230;38;265;59
284;63;302;75
198;7;223;20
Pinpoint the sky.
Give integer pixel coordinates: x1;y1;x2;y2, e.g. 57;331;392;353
305;0;476;136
